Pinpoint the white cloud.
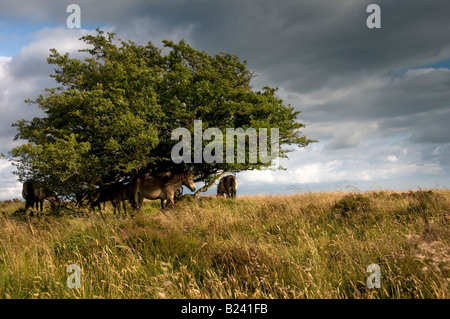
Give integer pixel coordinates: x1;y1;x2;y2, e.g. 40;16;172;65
237;138;446;189
386;155;398;162
7;27;92;79
0;159;22;200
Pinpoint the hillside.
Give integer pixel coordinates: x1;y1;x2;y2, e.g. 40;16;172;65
0;189;449;299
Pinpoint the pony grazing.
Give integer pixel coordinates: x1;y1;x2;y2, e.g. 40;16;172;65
90;183;131;217
22;180;60;213
217;175;238;198
130;169;196;210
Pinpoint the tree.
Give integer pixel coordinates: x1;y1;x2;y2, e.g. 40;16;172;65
8;29;315;199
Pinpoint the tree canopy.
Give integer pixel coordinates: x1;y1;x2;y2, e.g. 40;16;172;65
9;29;315;198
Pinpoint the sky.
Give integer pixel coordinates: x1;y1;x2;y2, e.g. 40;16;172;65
0;0;450;199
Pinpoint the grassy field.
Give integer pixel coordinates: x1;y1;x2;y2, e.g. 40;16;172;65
0;189;449;299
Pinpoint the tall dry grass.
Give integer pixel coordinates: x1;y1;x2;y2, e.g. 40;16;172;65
0;189;449;298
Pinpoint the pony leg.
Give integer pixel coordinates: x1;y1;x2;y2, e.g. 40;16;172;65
133;192;142;211
122;200;127;217
93;203;104;218
25;201;32;215
29;201;36;216
112;200;118;216
166;196;175;209
136;192;141;210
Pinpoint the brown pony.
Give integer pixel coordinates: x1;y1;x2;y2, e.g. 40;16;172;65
217;175;238;198
22;180;60;213
130;169;196;210
90;183;131;217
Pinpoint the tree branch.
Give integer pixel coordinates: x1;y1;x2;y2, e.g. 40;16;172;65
193;170;228;198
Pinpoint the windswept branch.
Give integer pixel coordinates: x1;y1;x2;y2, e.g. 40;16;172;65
193;171;228;198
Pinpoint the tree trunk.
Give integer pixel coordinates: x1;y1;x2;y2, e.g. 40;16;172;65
193;171;228;198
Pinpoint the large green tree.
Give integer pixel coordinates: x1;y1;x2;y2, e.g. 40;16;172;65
9;29;315;199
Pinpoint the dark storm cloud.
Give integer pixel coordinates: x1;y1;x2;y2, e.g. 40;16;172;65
2;0;450;89
125;0;450;93
3;1;450;72
383;108;450;145
301;68;450;122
